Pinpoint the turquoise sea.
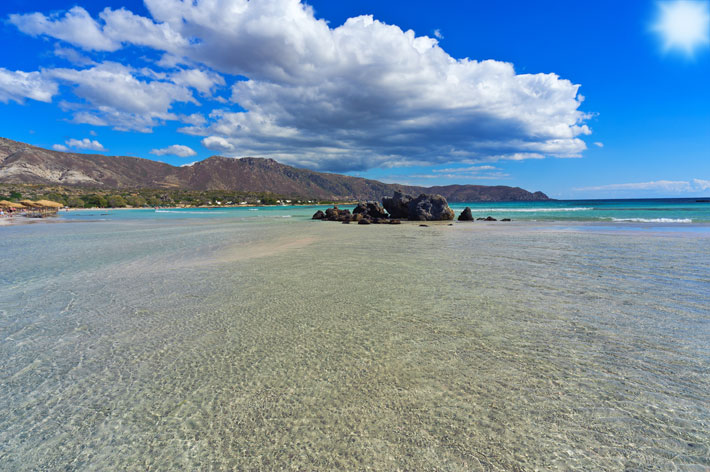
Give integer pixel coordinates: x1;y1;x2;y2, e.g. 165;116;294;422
57;197;710;225
1;198;709;470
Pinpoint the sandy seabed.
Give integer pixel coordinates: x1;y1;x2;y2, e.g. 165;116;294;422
1;218;709;470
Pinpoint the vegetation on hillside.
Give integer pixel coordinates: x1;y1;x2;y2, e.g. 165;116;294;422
0;184;338;208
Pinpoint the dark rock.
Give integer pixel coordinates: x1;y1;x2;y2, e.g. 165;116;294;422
342;220;351;224
408;193;455;221
419;224;429;227
358;218;371;225
483;216;497;221
352;213;364;221
366;202;388;219
325;206;340;220
458;207;474;221
354;201;389;219
312;210;325;220
501;218;511;222
352;202;368;215
382;190;412;219
389;219;401;224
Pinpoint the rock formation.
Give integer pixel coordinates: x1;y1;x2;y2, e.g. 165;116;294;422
407;194;455;221
382;191;412;218
458;207;474;221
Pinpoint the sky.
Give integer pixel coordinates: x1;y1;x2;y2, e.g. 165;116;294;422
1;0;709;199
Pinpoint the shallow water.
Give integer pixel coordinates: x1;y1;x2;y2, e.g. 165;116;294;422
1;218;709;470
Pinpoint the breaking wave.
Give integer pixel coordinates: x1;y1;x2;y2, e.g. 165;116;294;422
610;218;693;223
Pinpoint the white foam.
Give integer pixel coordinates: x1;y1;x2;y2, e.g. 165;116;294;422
155;210;227;214
458;207;593;213
611;218;693;223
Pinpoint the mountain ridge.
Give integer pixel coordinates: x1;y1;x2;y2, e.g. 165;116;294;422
0;137;550;202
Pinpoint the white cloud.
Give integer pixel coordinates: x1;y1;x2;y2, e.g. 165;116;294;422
433;29;443;40
47;62;196;132
433;165;498;173
594;142;604;148
577;180;710;193
150;144;197;157
66;138;106;151
169;68;226;96
152;2;589;170
202;136;236;153
9;7;119;51
53;45;95;66
98;7;188;52
0;68;58;104
10;0;592;171
52;144;70;152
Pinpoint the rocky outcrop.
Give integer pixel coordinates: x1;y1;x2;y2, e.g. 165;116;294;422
458;207;474;221
408;194;455;221
353;201;388;220
312;210;325;220
382;191;412;218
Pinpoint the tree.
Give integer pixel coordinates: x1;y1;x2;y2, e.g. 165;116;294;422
66;196;85;208
83;194;108;208
125;195;147;207
107;195;127;208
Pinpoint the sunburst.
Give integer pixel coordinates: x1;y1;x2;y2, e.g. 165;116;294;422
653;0;710;56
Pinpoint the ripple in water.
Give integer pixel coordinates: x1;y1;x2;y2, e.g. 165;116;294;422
0;220;708;470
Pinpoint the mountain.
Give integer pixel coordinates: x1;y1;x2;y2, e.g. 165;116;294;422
0;138;549;201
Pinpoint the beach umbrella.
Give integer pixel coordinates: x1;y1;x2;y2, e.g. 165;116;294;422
0;200;25;208
35;199;64;208
19;199;41;208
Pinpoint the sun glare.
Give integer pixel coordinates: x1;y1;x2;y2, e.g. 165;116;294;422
653;0;710;56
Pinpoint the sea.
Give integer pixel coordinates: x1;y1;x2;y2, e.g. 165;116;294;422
1;198;709;470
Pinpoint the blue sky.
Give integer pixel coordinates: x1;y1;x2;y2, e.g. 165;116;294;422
1;0;709;198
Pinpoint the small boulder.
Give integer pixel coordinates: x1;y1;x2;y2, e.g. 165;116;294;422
312;210;325;220
484;216;497;221
389;219;401;225
501;218;511;222
358;218;371;225
458;207;474;221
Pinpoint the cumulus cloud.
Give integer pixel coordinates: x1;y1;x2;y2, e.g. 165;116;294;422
202;136;236;153
53;45;95;66
66;138;106;151
52;144;70;152
10;7;120;51
576;179;710;193
0;68;58;104
9;0;592;171
150;144;197;157
47;62;197;132
169;68;226;96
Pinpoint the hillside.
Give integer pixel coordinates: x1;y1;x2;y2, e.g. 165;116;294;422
0;138;549;201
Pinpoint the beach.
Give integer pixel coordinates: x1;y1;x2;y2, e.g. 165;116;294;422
1;208;709;470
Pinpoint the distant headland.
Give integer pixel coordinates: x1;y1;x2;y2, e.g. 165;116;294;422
0;137;549;205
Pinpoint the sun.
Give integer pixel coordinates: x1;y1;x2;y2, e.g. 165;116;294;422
653;0;710;56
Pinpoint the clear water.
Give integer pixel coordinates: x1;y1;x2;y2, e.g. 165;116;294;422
1;216;709;470
55;197;710;224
